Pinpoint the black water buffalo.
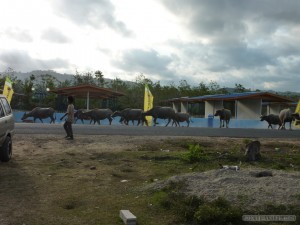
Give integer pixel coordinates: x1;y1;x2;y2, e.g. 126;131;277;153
142;106;178;127
112;108;147;126
279;109;300;130
214;108;231;128
172;112;191;127
260;114;281;129
81;108;113;125
74;109;92;124
21;107;56;123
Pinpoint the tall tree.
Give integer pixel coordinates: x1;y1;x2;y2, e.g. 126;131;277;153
95;70;105;87
234;83;246;93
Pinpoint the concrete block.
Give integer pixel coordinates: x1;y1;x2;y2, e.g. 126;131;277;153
120;210;137;225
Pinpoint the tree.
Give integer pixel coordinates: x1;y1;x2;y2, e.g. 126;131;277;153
234;83;246;93
95;70;105;87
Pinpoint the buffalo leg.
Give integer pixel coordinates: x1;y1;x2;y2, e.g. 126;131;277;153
165;118;171;127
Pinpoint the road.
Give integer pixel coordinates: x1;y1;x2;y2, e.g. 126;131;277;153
15;123;300;138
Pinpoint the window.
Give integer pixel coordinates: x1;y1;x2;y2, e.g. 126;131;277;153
0;101;5;118
0;97;12;115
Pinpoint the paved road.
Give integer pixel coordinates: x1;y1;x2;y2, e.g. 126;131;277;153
15;123;300;139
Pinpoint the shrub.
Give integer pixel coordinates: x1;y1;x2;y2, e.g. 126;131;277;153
194;197;243;225
182;144;208;163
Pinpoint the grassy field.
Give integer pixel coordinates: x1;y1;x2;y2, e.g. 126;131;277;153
0;135;299;225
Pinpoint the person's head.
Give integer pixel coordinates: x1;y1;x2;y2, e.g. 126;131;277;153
67;96;74;104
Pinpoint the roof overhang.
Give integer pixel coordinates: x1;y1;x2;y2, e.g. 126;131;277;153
165;92;294;103
49;84;125;99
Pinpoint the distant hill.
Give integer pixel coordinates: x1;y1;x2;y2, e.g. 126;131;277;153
12;70;74;82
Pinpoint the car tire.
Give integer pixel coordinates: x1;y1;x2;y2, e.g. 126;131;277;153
0;136;12;162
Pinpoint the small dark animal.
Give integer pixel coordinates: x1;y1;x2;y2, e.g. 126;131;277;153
253;171;273;177
81;108;113;125
172;112;192;127
112;108;147;126
214;108;231;128
245;140;261;161
260;114;281;129
142;106;178;127
21;107;56;123
74;109;92;124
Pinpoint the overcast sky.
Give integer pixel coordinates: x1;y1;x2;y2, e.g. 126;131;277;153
1;0;300;92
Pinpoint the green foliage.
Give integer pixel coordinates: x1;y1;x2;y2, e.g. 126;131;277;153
194;197;243;225
182;144;208;163
153;183;243;225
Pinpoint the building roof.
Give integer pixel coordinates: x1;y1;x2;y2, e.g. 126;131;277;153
49;84;125;99
167;92;294;103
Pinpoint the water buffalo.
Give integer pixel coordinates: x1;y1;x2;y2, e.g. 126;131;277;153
172;112;192;127
112;108;148;126
279;109;300;130
81;108;113;125
74;109;92;124
21;107;56;123
214;108;231;128
142;106;178;127
260;114;281;129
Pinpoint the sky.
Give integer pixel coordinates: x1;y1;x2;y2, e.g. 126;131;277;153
1;0;300;92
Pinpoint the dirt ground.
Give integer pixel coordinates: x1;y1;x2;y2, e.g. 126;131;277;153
1;134;300;224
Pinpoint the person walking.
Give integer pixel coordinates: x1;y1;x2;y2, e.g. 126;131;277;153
60;96;75;140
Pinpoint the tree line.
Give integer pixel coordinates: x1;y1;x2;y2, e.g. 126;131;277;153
0;69;298;113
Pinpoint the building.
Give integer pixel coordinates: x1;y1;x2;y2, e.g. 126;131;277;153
167;92;295;119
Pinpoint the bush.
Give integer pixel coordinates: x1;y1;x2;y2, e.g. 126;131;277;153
182;144;208;163
194;197;243;225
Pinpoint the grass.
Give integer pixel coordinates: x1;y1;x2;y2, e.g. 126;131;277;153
1;137;300;224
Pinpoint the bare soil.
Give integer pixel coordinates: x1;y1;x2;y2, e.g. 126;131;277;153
1;134;300;225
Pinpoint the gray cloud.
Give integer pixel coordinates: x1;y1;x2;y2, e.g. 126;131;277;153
1;28;33;42
41;28;71;43
0;50;70;72
52;0;133;37
112;49;175;80
157;0;300;92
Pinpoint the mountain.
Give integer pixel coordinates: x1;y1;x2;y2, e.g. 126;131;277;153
12;70;74;82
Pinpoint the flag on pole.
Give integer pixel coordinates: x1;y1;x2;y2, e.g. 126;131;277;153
294;99;300;127
2;77;14;103
144;84;153;126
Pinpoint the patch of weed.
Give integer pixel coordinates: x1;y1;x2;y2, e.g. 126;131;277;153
194;197;243;225
182;144;209;163
152;182;243;225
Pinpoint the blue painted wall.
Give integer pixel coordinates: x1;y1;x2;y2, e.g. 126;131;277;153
13;110;273;129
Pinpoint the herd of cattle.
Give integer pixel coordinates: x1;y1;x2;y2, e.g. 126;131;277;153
20;106;300;129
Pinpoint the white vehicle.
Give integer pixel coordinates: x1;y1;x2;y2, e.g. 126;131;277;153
0;94;14;162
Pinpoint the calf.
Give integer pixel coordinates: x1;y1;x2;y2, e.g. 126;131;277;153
260;114;281;129
214;108;231;128
172;112;191;127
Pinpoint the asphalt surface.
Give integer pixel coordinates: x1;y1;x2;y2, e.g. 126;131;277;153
15;123;300;139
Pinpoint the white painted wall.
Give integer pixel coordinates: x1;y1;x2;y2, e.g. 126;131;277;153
205;101;223;117
180;102;188;113
267;104;281;115
236;99;262;119
172;102;179;113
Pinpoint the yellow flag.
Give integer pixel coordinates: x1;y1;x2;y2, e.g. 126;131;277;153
294;99;300;127
2;77;14;103
144;84;153;126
